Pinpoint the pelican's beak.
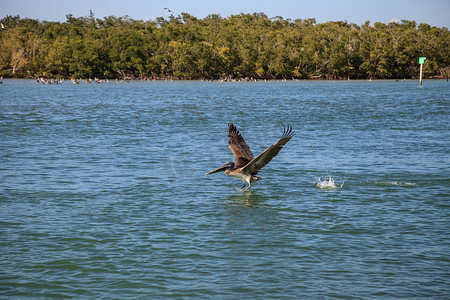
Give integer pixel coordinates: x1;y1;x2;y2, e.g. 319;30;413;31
205;163;230;175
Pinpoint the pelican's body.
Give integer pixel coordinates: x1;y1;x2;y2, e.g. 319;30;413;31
206;123;294;190
225;165;264;188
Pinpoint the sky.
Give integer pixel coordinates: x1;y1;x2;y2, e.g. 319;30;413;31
1;0;449;28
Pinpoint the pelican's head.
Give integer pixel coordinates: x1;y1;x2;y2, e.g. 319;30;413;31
205;162;235;175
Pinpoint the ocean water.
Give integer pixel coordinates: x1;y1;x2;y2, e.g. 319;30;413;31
0;79;449;298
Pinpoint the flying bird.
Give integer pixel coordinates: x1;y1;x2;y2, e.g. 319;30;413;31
206;122;294;190
164;8;173;13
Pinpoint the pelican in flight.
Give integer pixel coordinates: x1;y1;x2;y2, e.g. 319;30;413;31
206;122;294;190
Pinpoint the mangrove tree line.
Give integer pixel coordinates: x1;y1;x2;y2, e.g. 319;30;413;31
0;12;449;79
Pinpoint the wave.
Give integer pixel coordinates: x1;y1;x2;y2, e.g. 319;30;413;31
373;181;417;187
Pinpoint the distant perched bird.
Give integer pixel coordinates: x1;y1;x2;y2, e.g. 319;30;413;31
1;23;5;29
206;122;294;190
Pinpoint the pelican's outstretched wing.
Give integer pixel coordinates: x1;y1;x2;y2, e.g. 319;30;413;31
228;122;254;168
242;126;294;175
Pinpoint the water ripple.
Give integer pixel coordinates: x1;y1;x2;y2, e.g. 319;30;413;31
1;80;449;298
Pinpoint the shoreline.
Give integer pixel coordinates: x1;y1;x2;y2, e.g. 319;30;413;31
1;75;447;82
1;78;447;85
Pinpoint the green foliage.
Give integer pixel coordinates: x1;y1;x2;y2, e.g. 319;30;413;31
0;13;448;79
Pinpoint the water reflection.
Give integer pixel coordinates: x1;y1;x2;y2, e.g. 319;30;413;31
225;190;267;207
222;191;285;235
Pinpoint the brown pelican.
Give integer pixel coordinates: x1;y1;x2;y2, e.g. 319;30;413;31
206;122;294;190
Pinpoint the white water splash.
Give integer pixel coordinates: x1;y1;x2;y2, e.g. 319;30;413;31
316;175;344;190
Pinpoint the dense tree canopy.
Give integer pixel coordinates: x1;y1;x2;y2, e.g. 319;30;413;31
0;12;449;79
